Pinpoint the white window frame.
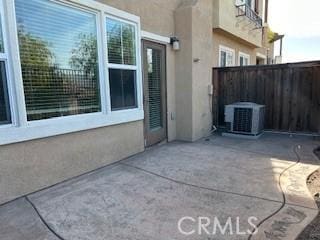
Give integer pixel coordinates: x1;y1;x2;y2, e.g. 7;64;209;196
106;14;141;112
0;0;143;145
238;51;250;66
0;0;16;129
219;45;235;67
141;31;170;44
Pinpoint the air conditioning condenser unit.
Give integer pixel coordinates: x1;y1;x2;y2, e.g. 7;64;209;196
223;102;265;139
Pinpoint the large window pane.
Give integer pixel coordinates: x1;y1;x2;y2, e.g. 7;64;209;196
106;18;136;65
0;62;11;124
15;0;101;121
109;69;137;110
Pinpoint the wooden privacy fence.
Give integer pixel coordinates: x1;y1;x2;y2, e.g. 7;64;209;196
212;61;320;133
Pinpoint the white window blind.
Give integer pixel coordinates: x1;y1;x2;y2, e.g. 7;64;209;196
107;18;136;65
147;48;162;130
15;0;101;121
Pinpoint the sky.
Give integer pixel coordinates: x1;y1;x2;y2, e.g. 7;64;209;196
268;0;320;63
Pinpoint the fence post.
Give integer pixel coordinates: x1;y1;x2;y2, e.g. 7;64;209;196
212;68;219;127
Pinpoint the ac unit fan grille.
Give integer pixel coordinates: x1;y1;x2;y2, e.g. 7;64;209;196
233;108;252;133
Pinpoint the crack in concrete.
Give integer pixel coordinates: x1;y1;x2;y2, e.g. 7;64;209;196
25;196;65;240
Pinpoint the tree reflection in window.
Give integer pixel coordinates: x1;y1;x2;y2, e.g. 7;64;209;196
15;0;101;121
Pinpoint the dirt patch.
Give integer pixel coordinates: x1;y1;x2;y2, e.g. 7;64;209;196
297;147;320;240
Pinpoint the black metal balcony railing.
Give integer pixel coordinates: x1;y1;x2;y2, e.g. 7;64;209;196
21;66;101;121
236;4;263;29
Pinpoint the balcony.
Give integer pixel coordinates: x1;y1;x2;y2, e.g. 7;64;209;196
212;0;263;48
236;4;263;29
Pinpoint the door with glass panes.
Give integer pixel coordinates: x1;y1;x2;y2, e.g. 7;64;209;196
143;41;167;147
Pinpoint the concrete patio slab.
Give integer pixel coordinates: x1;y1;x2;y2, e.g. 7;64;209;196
123;138;294;202
0;133;319;240
28;164;281;240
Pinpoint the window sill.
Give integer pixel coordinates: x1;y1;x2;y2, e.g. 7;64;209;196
0;109;144;146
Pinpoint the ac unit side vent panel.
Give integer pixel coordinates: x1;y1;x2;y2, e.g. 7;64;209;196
259;107;265;131
233;108;252;133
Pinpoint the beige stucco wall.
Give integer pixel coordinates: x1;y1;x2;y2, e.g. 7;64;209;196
213;0;263;47
213;30;256;67
0;121;144;204
175;0;213;141
212;0;220;28
191;0;214;140
174;4;194;141
98;0;181;36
